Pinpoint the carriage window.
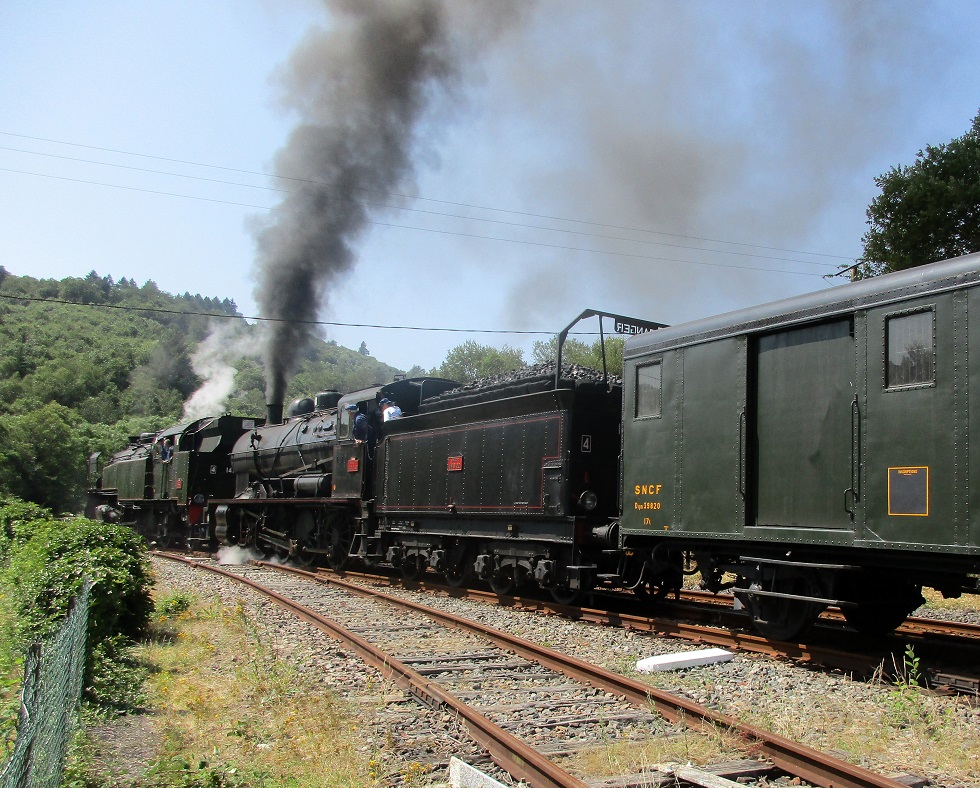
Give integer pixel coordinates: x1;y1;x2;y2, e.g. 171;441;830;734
886;310;934;388
635;361;662;418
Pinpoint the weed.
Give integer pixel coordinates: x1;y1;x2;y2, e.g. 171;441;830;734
157;592;195;619
897;644;923;689
402;760;434;787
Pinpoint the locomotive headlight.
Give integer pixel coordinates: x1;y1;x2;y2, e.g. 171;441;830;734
578;490;598;512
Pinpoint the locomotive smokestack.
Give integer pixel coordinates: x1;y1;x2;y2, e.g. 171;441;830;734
253;1;518;406
266;402;283;426
254;0;456;407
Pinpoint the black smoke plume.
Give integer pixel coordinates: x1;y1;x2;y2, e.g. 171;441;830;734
255;0;486;404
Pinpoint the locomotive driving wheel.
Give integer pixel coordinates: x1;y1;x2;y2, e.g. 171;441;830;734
325;515;353;571
291;510;320;568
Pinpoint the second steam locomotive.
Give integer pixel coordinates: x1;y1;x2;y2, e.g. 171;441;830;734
90;253;980;640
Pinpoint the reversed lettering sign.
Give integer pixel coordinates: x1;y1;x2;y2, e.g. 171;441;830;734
447;455;464;472
615;320;653;335
888;466;929;516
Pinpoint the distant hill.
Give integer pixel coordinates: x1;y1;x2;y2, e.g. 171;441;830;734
0;268;404;513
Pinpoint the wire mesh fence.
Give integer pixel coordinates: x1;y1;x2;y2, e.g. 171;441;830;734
0;581;89;788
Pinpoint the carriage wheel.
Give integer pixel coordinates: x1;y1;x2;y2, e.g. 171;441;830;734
842;580;923;636
739;569;824;642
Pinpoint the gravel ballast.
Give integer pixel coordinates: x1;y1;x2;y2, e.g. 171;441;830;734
142;558;980;787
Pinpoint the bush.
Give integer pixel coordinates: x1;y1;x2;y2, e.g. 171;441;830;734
6;516;152;646
84;635;149;712
1;508;153;708
0;497;53;559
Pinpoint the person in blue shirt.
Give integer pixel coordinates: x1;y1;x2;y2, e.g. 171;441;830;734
380;398;402;422
345;403;369;444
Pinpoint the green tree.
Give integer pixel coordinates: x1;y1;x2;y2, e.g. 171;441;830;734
438;341;525;383
531;335;625;377
858;110;980;277
0;403;86;513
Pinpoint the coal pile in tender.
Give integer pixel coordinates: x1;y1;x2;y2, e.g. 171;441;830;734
421;362;622;413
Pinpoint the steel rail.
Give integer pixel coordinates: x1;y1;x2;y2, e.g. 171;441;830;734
331;569;889;674
166;555;588;788
336;568;980;682
278;562;908;788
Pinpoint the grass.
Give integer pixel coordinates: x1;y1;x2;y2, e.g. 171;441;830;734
918;586;980;613
609;648;980;784
63;588;381;787
0;567;25;761
561;715;750;779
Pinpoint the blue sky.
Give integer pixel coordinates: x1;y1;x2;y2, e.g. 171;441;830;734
2;1;979;374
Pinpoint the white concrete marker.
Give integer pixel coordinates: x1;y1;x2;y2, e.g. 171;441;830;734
636;647;733;672
449;757;509;788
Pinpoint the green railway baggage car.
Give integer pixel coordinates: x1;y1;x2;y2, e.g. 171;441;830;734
621;252;980;639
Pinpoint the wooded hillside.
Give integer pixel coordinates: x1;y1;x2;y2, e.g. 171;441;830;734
0;269;402;514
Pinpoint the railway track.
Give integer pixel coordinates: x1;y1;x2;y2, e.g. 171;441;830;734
314;564;980;695
159;553;917;788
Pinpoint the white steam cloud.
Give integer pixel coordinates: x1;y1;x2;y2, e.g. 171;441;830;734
182;322;261;421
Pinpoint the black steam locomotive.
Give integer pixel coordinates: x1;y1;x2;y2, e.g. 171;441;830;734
89;253;980;639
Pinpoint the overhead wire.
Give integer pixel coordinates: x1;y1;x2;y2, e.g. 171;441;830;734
0;130;852;273
0;165;832;277
0;292;567;335
0;144;839;271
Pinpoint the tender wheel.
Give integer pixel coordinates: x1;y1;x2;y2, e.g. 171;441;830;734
549;583;581;606
488;565;516;596
401;554;426;582
151;513;173;549
444;558;471;588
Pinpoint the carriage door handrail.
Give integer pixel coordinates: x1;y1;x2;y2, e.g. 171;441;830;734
845;395;861;518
